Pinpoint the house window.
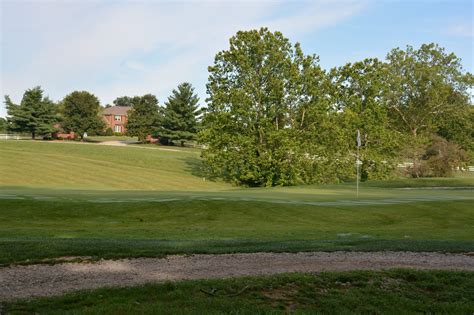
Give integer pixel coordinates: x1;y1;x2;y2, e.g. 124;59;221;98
114;115;121;121
114;125;122;133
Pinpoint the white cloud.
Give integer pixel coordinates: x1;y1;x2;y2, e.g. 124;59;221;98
446;23;473;38
0;0;369;115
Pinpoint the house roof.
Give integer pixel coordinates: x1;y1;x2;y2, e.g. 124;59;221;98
103;106;132;116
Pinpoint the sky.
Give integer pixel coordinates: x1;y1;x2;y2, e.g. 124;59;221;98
0;0;472;117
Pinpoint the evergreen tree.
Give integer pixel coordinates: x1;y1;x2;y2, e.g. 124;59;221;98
161;83;200;146
126;94;161;142
62;91;105;139
5;86;56;139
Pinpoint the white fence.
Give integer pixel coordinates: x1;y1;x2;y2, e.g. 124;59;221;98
0;134;28;140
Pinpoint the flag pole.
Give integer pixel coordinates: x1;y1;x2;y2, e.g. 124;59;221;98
356;129;360;198
357;142;359;198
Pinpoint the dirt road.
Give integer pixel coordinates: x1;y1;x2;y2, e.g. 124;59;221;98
1;251;473;301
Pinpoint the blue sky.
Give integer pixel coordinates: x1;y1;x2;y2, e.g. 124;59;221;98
1;0;472;117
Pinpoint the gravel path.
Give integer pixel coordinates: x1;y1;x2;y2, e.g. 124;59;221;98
1;251;473;301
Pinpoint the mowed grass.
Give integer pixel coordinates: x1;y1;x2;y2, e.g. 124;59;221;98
0;140;473;264
4;270;474;314
0;140;225;190
1;187;473;264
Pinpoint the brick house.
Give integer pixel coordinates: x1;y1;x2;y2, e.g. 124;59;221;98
103;106;132;134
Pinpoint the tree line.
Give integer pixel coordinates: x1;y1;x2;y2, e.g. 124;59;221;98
199;28;473;186
3;82;201;146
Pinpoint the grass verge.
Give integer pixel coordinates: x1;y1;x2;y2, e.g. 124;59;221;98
2;238;474;266
3;270;474;314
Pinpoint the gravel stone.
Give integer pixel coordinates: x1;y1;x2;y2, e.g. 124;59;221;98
1;251;473;301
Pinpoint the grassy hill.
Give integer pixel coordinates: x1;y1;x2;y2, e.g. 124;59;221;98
0;140;227;191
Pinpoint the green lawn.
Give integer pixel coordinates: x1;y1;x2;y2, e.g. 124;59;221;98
4;270;474;314
0;140;225;190
0;140;473;265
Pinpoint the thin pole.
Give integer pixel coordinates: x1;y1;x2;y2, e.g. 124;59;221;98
356;144;359;198
356;129;360;198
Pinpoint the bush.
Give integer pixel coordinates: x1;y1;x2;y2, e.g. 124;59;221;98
114;132;123;136
105;128;113;136
406;136;467;177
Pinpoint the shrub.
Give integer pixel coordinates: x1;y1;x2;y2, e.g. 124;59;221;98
406;136;467;177
105;128;113;136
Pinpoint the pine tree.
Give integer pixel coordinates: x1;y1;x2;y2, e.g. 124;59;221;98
5;86;56;139
161;83;200;146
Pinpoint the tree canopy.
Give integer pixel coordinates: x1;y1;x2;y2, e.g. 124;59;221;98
62;91;105;139
4;86;57;139
201;28;337;186
199;28;473;186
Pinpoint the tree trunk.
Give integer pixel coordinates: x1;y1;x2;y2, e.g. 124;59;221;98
32;132;35;140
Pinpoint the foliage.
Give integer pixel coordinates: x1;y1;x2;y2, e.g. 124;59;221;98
200;30;473;185
160;82;200;146
201;28;338;186
385;43;472;138
330;59;400;181
61;91;106;139
0;117;6;133
105;127;113;136
126;94;161;142
4;86;57;139
113;96;134;107
436;100;474;154
406;136;469;178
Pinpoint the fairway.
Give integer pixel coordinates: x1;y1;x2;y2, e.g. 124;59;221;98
1;140;474;265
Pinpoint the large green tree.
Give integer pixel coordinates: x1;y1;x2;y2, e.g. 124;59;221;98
330;59;401;180
126;94;161;142
385;43;473;171
4;86;57;139
62;91;105;139
200;28;338;186
160;82;200;146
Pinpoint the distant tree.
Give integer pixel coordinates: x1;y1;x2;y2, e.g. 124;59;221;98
62;91;105;139
406;136;468;178
126;94;161;142
160;82;200;146
385;43;472;138
4;86;57;139
0;117;7;133
113;96;133;107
